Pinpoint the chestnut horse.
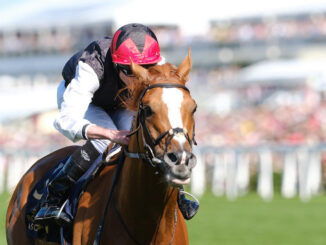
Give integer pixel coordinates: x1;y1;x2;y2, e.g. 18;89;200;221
6;50;197;245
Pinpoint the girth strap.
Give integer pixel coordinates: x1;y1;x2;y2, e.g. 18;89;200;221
124;148;146;160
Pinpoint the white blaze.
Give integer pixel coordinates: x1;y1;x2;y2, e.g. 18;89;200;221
162;88;186;147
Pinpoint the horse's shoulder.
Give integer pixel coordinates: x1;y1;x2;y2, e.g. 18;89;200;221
175;209;189;245
76;163;117;209
73;164;117;244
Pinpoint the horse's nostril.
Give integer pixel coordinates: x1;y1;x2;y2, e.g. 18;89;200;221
167;152;178;163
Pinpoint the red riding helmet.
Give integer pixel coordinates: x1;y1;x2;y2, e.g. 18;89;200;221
110;23;161;65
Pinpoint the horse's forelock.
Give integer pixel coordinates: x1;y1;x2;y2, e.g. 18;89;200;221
150;63;177;79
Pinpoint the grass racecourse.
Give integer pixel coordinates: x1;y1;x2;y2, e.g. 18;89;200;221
2;191;326;244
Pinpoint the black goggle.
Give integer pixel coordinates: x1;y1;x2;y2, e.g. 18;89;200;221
115;64;155;77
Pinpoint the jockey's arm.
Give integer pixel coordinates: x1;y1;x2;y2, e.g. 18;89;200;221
54;61;129;145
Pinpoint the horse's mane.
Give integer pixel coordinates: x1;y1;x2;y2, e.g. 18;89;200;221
117;63;183;111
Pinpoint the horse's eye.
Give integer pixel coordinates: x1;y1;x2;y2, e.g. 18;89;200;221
144;106;153;117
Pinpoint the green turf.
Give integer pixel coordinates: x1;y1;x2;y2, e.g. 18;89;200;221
1;192;10;244
188;192;326;245
2;191;326;244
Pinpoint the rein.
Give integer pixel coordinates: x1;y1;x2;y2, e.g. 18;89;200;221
125;83;197;168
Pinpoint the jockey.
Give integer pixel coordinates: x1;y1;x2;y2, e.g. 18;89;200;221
34;23;199;225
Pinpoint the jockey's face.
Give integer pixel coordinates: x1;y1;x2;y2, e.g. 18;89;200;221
119;70;137;86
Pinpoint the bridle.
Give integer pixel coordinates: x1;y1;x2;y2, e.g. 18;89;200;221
124;83;197;168
95;83;196;245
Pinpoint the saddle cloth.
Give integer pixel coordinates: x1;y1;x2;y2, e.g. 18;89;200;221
25;145;121;244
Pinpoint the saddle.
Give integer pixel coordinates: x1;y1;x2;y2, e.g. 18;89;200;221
25;145;122;244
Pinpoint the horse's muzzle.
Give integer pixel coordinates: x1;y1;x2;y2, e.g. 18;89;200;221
163;151;197;186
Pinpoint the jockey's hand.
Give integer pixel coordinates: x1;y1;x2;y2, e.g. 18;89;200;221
106;129;130;145
85;125;130;145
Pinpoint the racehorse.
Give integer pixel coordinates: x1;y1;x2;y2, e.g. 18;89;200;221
6;50;198;245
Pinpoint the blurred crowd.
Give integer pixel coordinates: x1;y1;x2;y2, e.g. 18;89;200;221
191;68;326;147
0;113;72;155
0;23;182;57
0;22;114;56
2;12;326;57
210;12;326;44
196;102;326;146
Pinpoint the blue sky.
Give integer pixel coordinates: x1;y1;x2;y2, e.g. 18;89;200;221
2;0;26;8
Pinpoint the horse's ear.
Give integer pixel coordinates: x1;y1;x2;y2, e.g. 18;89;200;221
130;59;149;84
176;48;192;83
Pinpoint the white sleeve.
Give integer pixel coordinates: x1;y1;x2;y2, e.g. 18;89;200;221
54;61;100;142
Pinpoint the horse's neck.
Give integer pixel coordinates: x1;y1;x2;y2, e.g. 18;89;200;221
116;131;178;242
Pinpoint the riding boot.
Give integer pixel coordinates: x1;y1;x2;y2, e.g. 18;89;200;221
34;141;100;226
177;188;200;220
